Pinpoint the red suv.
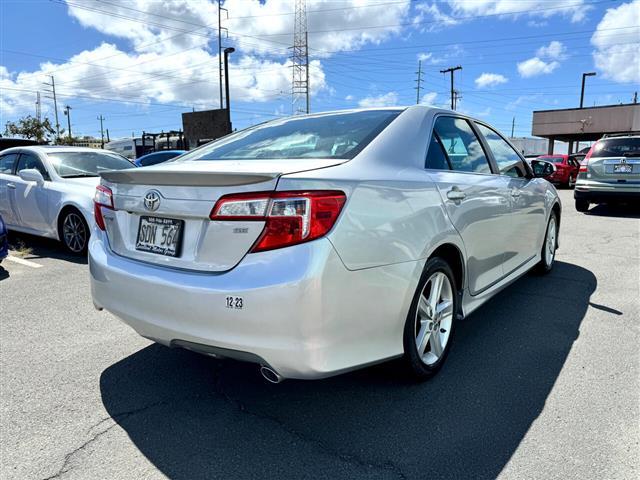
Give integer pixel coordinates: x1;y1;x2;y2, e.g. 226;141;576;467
536;154;582;188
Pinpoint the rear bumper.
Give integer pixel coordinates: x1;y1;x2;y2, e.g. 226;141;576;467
89;231;418;379
574;185;640;203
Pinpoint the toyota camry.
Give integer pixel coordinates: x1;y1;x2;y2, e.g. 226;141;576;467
89;106;560;382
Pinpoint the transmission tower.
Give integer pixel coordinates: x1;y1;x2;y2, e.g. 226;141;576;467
291;0;309;114
35;91;41;122
414;60;424;104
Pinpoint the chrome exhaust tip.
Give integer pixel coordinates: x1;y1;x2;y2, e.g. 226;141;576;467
260;365;283;384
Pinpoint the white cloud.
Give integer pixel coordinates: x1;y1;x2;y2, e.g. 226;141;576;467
345;94;354;101
446;0;591;23
358;92;399;107
536;41;567;60
475;73;508;88
2;0;414;120
418;52;433;62
420;92;438;105
517;57;560;77
591;0;640;83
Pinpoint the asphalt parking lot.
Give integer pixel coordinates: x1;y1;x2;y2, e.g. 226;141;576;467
0;188;638;480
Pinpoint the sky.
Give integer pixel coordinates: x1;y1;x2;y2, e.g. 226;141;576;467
1;0;639;141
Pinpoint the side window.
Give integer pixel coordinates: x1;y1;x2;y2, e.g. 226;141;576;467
425;133;451;170
433;117;491;174
0;153;19;174
476;123;525;178
16;153;50;181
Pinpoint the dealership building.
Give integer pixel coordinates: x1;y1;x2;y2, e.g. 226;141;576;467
531;103;640;154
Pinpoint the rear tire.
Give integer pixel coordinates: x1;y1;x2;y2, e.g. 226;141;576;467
535;212;557;274
575;199;590;212
402;257;459;380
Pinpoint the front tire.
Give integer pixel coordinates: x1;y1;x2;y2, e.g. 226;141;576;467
402;258;459;380
61;210;89;255
575;199;589;212
535;212;557;274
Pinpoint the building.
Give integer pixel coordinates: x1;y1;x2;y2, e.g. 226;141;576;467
532;103;640;154
71;136;103;149
508;137;562;156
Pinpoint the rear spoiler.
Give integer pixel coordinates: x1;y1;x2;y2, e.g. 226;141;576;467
100;169;279;186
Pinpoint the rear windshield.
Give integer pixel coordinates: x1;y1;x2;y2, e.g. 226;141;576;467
541;156;565;163
47;151;134;178
592;138;640;157
175;110;402;162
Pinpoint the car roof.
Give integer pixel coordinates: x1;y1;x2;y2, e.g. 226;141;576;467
1;145;114;155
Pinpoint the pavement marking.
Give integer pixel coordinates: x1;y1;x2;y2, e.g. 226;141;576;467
5;255;43;269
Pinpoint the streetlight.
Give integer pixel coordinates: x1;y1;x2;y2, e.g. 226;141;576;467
223;47;235;132
580;72;596;108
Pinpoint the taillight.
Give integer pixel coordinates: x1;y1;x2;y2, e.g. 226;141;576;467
579;160;588;173
210;191;346;252
94;185;114;231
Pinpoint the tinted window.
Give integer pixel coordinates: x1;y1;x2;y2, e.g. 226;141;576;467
140;152;181;167
425;133;450;170
16;153;50;180
46;151;134;178
176;110;402;162
476;124;525;178
593;138;640;157
0;153;19;174
433;117;491;174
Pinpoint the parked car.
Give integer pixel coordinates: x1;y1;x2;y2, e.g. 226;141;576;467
134;150;186;167
574;134;640;212
535;154;580;188
0;214;8;263
0;146;135;254
90;107;560;383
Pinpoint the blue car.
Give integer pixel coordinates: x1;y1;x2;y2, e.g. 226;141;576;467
0;214;8;264
134;150;186;167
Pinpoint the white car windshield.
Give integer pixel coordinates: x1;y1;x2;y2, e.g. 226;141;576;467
47;151;134;178
175;110;402;162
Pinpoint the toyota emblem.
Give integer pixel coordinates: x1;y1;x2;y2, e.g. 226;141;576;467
143;190;161;211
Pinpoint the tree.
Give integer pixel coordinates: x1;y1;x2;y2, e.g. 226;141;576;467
3;115;57;143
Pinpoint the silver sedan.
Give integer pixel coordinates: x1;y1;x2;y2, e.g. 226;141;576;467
89;107;560;382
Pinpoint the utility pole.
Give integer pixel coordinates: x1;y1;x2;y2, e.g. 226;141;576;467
35;92;41;122
440;65;462;110
414;60;423;104
43;75;60;140
633;91;638;104
218;0;228;110
291;0;309;114
97;115;105;148
223;47;235;132
579;72;596;108
511;116;515;138
63;105;72;142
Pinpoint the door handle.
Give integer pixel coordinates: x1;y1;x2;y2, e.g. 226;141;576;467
510;189;521;198
7;183;15;189
447;187;467;201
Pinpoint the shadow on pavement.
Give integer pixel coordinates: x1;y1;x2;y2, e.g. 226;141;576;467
100;261;596;479
7;232;87;265
586;202;640;219
0;266;8;281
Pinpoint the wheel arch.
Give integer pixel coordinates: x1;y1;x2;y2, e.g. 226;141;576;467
427;242;465;295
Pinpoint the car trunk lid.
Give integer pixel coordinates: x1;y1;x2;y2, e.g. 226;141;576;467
586;156;640;183
99;159;346;272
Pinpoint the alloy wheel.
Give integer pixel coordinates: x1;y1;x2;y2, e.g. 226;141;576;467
544;217;557;267
415;272;454;366
63;213;87;253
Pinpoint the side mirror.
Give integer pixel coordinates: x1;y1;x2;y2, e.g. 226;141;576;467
18;168;45;185
530;160;556;178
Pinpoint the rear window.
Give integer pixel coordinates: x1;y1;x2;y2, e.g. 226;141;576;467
47;151;134;178
175;110;402;162
592;138;640;157
542;156;565;163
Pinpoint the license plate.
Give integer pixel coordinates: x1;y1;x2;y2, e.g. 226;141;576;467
613;164;633;173
136;216;183;257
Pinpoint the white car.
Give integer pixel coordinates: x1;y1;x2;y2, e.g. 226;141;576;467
0;146;134;253
90;107;560;382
